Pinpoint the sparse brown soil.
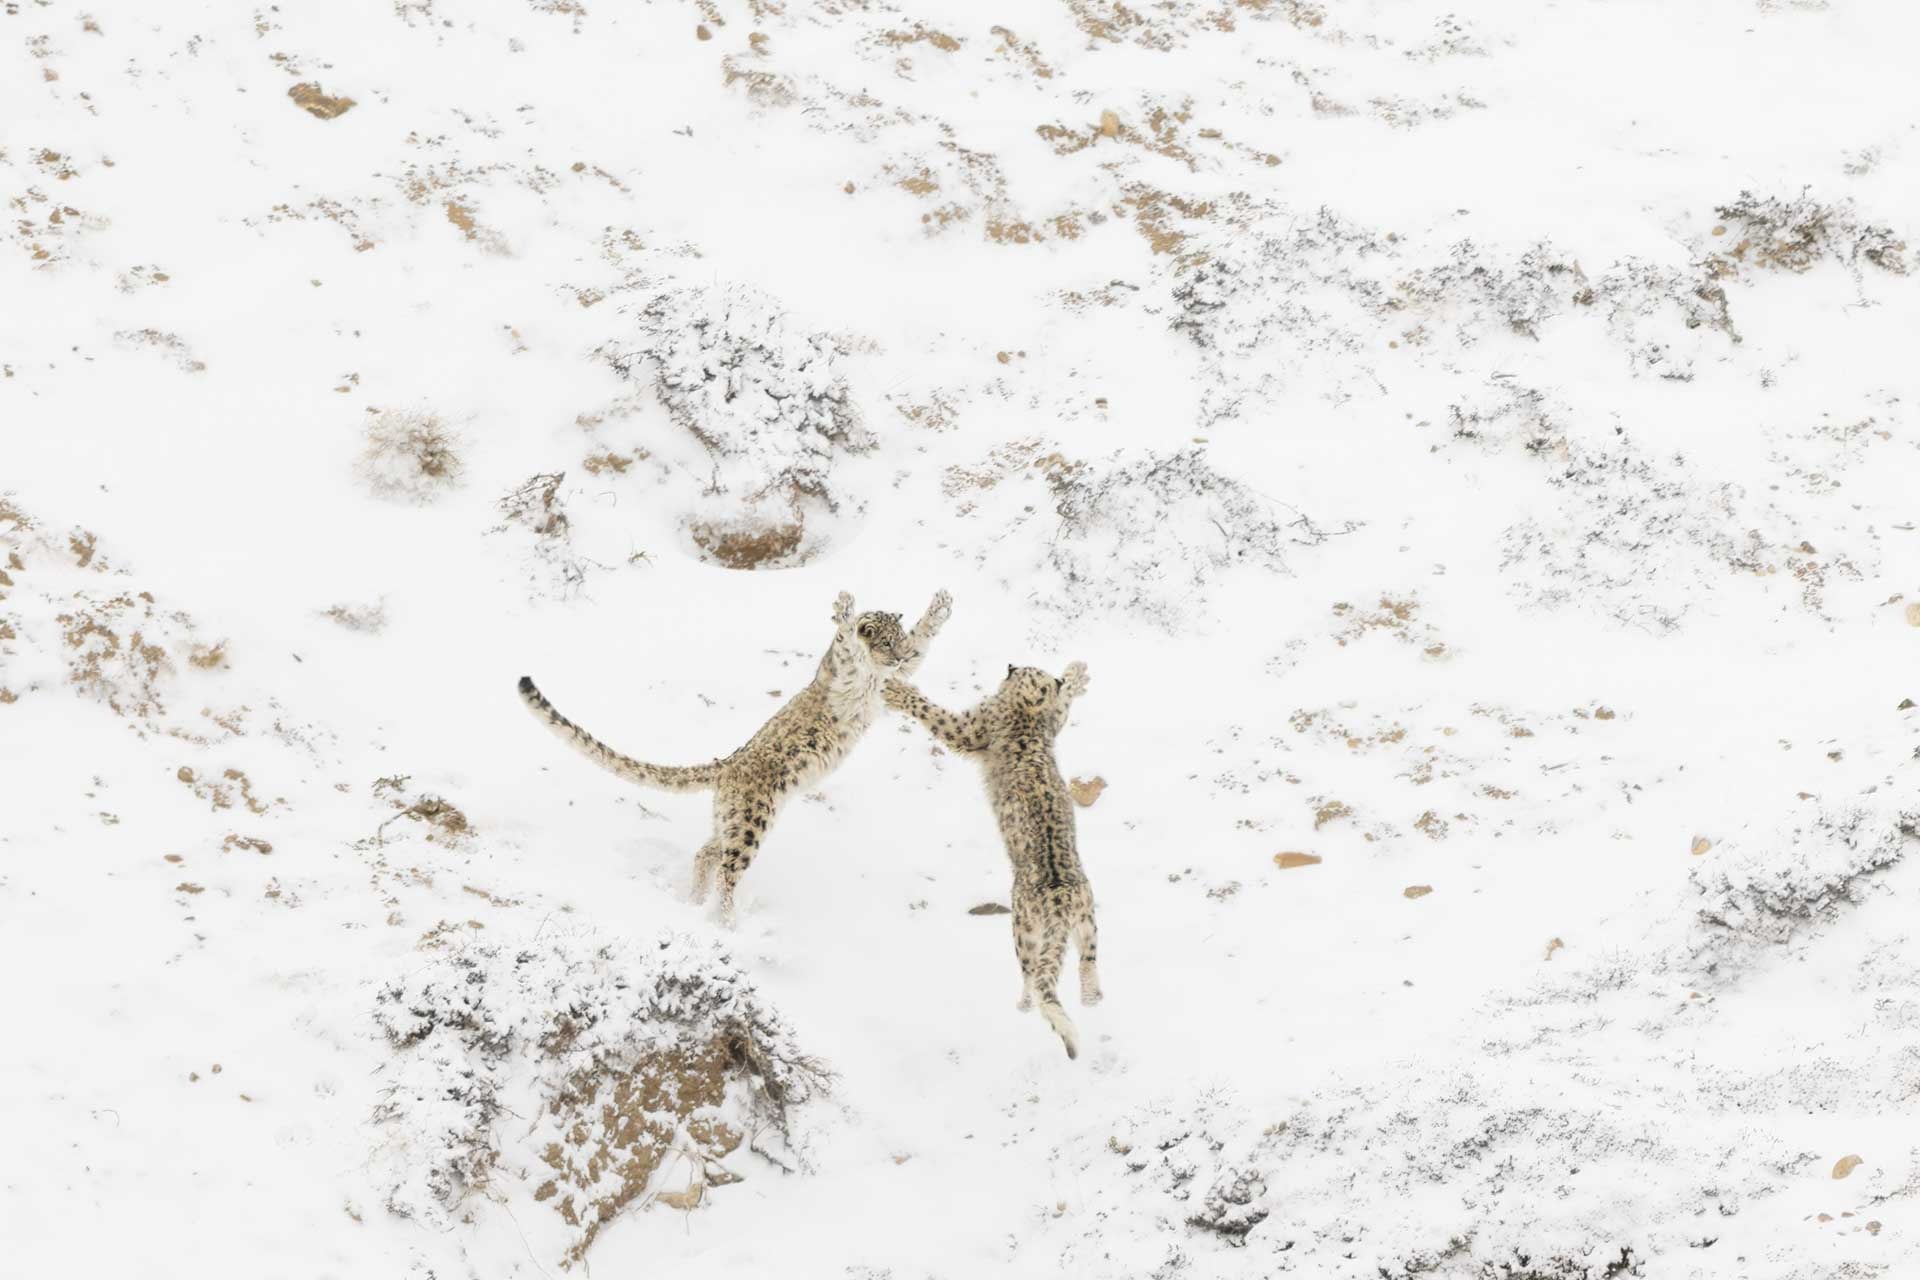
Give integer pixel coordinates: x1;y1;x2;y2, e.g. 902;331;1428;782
721;56;796;106
58;592;176;718
288;82;356;120
1312;799;1352;829
688;517;806;570
538;1043;743;1263
373;775;473;847
878;25;961;52
177;766;273;815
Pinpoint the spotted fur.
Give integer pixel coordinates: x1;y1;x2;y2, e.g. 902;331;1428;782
520;589;951;922
884;661;1099;1059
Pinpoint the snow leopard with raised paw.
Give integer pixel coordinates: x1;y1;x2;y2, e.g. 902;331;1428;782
884;661;1100;1060
520;588;952;923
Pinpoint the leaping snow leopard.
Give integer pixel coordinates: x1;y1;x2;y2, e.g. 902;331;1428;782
520;589;951;922
884;661;1100;1059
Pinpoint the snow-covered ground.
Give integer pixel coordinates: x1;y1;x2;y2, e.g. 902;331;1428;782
4;1;1918;1275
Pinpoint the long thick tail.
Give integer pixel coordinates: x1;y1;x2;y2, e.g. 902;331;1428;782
1033;924;1080;1061
517;676;720;794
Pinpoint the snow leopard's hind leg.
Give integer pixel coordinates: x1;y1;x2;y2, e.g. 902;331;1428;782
689;836;723;906
1073;905;1102;1006
1012;894;1080;1059
712;791;776;925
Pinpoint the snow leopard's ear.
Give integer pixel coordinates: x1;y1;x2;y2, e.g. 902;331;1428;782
1007;664;1016;678
1055;677;1064;691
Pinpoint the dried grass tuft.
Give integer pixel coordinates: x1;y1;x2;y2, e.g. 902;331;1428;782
358;411;465;504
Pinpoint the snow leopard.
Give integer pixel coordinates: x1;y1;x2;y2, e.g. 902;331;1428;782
884;661;1100;1059
519;588;952;922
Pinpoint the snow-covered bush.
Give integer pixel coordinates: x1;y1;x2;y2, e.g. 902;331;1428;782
1498;435;1754;633
1691;805;1916;959
369;928;829;1267
1498;419;1872;631
1063;1076;1714;1278
1395;239;1589;341
1158;193;1903;416
1168;259;1242;351
1041;448;1355;631
320;598;387;633
604;282;871;568
357;410;465;504
1052;784;1920;1279
489;471;604;598
1164;207;1387;420
1710;190;1909;278
1587;257;1738;379
1392;237;1736;376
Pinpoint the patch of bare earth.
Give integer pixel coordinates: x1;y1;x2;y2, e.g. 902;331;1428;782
288;82;356;119
687;518;807;570
371;775;473;849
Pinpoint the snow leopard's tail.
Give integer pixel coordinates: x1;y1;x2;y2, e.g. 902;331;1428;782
1032;922;1080;1061
517;676;721;794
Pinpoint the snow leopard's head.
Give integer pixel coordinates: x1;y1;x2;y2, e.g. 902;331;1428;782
855;611;910;666
1000;665;1064;711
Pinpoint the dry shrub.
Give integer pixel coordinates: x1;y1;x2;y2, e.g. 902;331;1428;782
616;281;868;466
1499;426;1864;631
1710;190;1909;277
494;473;568;541
1690;804;1916;962
719;55;796;106
322;599;387;633
359;410;464;504
372;775;473;848
370;929;829;1268
1078;791;1913;1275
1042;448;1356;630
1087;1084;1659;1277
491;472;605;595
113;328;207;373
1165;204;1758;402
941;438;1046;497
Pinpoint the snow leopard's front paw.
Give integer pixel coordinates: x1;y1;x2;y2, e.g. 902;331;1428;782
1060;661;1090;700
924;588;953;631
882;678;915;713
832;591;856;627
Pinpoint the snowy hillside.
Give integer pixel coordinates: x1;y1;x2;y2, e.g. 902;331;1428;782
4;0;1919;1275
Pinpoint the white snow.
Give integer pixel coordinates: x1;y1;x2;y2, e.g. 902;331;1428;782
4;1;1918;1276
